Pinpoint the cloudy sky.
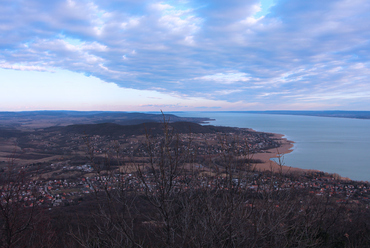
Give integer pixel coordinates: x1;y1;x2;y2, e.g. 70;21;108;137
1;0;370;111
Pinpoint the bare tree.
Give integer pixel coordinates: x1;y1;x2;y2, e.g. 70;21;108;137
0;149;39;248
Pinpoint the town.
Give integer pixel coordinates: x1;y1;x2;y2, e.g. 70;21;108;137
1;122;369;210
1;120;370;247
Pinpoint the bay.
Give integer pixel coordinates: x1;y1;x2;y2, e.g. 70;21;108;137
171;112;370;182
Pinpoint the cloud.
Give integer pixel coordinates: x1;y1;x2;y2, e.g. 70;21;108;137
195;106;222;109
194;72;250;84
213;89;243;95
0;62;50;72
1;0;370;110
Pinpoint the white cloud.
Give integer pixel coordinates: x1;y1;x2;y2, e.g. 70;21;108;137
240;16;263;26
121;17;142;29
0;62;50;72
194;72;251;84
213;89;243;95
151;3;173;11
1;0;370;110
82;42;108;52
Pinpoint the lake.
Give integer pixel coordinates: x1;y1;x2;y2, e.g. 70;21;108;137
171;112;370;181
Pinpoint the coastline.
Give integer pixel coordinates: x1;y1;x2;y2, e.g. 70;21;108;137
251;133;315;174
251;132;351;180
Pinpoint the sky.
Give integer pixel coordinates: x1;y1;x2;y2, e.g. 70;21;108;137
1;0;370;111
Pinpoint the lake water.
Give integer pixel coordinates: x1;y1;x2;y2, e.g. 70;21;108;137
171;112;370;181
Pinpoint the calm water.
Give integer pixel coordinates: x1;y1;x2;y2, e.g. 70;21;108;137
171;112;370;181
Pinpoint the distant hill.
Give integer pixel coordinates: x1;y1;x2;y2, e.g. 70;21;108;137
239;111;370;120
55;122;245;136
0;111;212;129
0;128;25;138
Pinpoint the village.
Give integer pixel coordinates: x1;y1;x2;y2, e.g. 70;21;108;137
2;126;370;211
3;163;370;209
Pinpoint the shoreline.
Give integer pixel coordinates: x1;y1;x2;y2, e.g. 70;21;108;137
251;132;351;180
251;133;305;173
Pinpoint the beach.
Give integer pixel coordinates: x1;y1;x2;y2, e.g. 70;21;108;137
251;133;351;180
251;133;310;174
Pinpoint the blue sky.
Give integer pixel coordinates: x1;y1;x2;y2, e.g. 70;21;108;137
1;0;370;111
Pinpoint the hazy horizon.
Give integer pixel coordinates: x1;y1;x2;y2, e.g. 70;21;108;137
1;0;370;111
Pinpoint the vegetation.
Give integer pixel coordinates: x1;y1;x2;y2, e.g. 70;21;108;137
1;116;370;247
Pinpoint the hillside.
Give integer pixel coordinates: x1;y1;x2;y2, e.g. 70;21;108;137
0;111;212;129
55;121;247;136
